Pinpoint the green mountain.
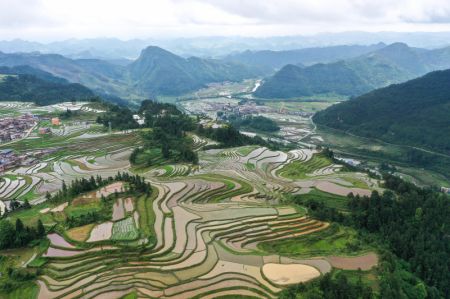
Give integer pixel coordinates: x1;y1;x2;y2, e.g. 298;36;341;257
0;65;69;84
0;47;263;99
128;46;263;96
0;51;128;97
313;69;450;154
0;67;94;105
226;43;386;71
255;43;450;99
252;62;373;98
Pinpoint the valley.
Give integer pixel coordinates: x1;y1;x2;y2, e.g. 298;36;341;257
0;38;449;299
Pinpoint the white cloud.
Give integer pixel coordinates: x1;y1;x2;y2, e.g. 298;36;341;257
1;0;450;40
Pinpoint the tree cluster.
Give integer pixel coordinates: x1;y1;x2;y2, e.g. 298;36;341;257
138;101;198;165
294;173;449;297
196;123;280;150
66;211;106;229
227;114;280;132
96;104;138;130
0;219;45;250
47;172;151;204
279;272;374;299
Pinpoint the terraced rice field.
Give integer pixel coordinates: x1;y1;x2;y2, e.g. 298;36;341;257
0;104;382;298
0;132;138;209
28;145;381;298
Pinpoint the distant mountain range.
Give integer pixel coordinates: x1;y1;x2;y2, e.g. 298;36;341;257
0;66;94;105
3;42;450;102
313;69;450;155
2;32;450;59
255;43;450;98
225;43;386;71
0;46;263;99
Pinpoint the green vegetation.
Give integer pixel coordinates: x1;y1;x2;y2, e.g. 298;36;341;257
314;69;450;156
278;153;332;179
96;103;139;130
47;173;151;204
227;115;280;132
255;62;375;98
255;42;450;99
316;126;450;186
259;223;370;257
291;189;349;210
0;71;94;105
279;271;374;299
196;123;281;150
0;218;45;250
297;174;450;297
111;217;139;241
121;292;138;299
136;188;158;237
128;46;262;96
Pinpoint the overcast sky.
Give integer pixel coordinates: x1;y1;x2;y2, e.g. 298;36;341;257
2;0;450;41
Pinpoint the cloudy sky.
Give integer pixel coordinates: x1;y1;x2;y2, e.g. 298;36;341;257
2;0;450;41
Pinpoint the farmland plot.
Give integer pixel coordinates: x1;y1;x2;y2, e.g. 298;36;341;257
13;140;381;298
111;217;139;241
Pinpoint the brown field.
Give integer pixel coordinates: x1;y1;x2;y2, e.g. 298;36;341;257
72;194;99;206
67;224;95;242
262;263;320;285
327;252;378;270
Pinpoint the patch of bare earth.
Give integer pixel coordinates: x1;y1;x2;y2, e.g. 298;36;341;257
67;224;95;242
328;252;378;270
262;263;320;285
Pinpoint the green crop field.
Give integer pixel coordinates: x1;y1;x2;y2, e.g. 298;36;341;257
111;217;139;241
278;153;332;179
292;188;350;210
259;224;372;257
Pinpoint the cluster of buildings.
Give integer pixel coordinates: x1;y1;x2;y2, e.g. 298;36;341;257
0;148;56;173
0;114;37;143
0;149;32;173
218;101;271;117
133;114;145;125
38;117;61;135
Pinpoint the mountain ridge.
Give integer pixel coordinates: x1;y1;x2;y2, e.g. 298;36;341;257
255;43;450;98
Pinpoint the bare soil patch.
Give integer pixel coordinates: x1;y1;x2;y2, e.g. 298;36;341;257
327;252;378;270
67;224;95;242
262;263;320;285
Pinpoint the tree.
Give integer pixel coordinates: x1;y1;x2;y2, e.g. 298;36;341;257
37;219;45;236
15;219;24;233
22;199;31;209
0;220;15;249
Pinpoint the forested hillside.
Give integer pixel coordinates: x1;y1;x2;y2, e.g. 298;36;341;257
255;43;450;98
313;69;450;154
0;70;94;105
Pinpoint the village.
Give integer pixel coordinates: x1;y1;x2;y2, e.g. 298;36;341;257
0;113;62;173
0;113;37;143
